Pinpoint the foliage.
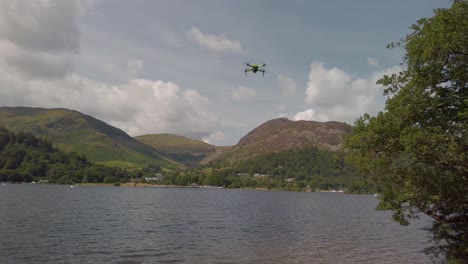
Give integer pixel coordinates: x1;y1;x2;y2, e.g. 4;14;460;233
134;134;214;167
0;107;176;169
345;2;467;262
159;146;373;193
0;127;132;184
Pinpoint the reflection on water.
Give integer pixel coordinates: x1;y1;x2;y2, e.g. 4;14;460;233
0;185;431;263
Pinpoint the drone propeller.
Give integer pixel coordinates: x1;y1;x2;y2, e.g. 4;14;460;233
243;61;267;65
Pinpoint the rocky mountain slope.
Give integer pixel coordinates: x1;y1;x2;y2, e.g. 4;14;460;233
201;118;350;164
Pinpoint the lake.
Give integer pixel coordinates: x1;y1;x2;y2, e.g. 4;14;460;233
0;184;432;264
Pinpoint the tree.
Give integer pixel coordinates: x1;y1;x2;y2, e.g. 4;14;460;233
345;2;467;262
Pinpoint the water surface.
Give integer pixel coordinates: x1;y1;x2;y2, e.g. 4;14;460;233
0;184;431;263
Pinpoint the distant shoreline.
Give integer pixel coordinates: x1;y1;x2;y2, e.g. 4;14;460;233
77;183;225;189
2;182;360;194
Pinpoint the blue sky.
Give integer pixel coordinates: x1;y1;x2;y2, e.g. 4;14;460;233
0;0;450;145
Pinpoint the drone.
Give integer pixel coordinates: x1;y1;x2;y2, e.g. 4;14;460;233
244;63;266;76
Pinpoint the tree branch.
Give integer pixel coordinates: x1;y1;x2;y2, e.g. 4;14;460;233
423;209;468;224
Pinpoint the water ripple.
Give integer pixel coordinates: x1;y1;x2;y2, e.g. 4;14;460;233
0;185;432;263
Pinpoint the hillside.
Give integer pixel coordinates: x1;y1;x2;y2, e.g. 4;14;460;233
135;133;217;167
0;127;131;184
0;106;178;169
202;118;351;164
0;107;352;170
187;118;367;192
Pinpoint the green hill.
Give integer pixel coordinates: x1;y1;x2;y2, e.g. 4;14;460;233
0;106;179;169
135;133;217;167
0;127;131;184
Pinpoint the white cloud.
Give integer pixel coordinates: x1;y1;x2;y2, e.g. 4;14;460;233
293;109;328;122
187;27;242;54
0;41;75;79
278;74;296;96
368;56;379;67
0;1;219;140
231;86;256;100
296;61;401;123
0;70;219;138
0;1;81;53
0;1;82;79
202;131;226;145
109;80;219;138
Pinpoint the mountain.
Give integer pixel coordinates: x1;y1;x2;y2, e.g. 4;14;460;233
0;107;351;169
134;134;217;167
201;118;351;164
0;106;177;168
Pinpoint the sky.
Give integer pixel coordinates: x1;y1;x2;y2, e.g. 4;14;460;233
0;0;451;146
